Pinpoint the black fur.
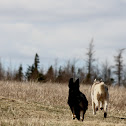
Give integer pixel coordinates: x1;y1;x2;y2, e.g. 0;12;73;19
104;112;107;118
68;78;88;121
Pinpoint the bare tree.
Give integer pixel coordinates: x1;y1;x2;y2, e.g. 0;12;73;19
54;58;58;81
114;48;125;86
77;67;85;83
93;59;101;80
0;60;5;80
85;39;95;83
122;67;126;87
101;60;112;85
71;58;78;80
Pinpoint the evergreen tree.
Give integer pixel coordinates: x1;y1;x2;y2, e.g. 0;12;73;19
25;65;33;81
13;64;23;81
46;65;54;82
56;66;63;83
0;61;5;80
32;53;40;81
34;53;40;70
18;64;23;81
25;53;41;81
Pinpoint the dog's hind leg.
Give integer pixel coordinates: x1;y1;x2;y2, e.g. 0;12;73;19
92;101;96;115
71;107;76;119
100;101;104;110
104;100;108;118
95;100;99;111
72;113;76;120
80;110;86;121
80;110;84;121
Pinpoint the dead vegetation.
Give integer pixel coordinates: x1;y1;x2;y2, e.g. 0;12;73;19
0;81;126;126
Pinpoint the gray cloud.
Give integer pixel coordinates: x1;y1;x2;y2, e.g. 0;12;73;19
0;0;126;70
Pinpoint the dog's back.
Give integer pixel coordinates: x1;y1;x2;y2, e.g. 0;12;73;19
93;82;108;101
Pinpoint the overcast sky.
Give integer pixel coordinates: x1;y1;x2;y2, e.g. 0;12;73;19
0;0;126;71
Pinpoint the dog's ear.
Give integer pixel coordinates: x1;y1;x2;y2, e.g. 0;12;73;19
94;79;96;83
69;78;73;88
75;78;79;84
100;79;103;82
75;78;79;89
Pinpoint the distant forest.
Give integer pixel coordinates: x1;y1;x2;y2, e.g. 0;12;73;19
0;41;126;87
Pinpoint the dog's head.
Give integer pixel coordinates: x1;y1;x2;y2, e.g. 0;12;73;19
68;78;80;93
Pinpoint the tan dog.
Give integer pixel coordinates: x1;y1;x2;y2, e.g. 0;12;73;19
91;79;109;118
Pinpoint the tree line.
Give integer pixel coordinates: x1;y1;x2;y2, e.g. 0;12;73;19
0;41;126;86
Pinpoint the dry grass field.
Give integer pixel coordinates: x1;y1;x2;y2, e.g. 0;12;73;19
0;81;126;126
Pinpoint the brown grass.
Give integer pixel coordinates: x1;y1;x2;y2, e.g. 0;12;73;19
0;81;126;126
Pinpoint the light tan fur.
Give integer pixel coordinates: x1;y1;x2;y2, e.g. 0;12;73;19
91;79;109;118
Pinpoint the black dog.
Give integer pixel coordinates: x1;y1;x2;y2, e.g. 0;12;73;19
68;78;88;121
